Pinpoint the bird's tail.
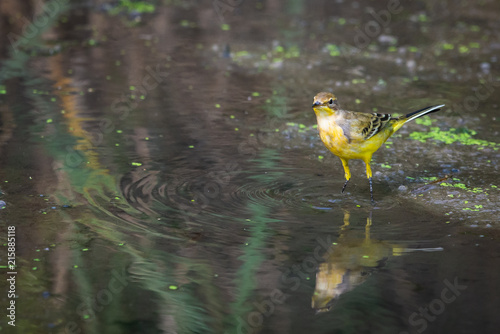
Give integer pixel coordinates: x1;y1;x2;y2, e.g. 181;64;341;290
403;104;445;123
393;104;445;131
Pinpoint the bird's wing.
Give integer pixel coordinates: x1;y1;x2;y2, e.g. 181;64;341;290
360;113;393;140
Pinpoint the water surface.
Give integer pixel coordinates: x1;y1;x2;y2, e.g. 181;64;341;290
0;1;499;333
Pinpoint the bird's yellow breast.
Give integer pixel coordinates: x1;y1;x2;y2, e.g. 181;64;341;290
319;123;349;156
318;118;388;160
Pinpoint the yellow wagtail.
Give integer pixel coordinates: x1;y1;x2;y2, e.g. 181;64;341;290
312;92;445;202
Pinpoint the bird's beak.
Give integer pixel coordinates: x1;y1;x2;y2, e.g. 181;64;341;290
312;101;322;107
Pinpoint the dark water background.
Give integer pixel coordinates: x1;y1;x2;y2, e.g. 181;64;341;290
0;1;499;333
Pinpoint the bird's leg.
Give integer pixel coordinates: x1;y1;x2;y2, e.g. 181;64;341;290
369;177;374;203
342;180;349;193
364;159;375;203
340;158;351;193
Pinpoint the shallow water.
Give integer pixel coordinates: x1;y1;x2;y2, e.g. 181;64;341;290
0;1;499;333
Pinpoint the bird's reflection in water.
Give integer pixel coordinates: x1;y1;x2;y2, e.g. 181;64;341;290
312;210;406;313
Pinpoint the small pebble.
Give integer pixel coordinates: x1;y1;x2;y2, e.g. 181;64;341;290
480;62;490;73
378;35;397;44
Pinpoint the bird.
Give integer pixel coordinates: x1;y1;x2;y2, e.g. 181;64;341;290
312;92;445;202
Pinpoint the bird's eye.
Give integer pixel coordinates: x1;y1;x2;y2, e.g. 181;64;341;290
328;98;334;105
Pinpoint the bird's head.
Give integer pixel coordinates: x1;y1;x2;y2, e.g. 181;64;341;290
312;92;339;116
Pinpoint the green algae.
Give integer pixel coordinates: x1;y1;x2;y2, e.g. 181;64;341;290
463;204;483;212
286;123;317;130
116;0;155;14
415;116;434;126
442;43;454;50
409;127;499;149
458;45;469;53
440;182;467;190
440;181;493;196
326;44;341;57
274;45;300;58
352;78;366;84
234;50;250;58
420;176;439;182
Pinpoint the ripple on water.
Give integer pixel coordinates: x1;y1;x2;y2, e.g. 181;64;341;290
120;167;207;217
119;163;446;243
120;167;339;217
